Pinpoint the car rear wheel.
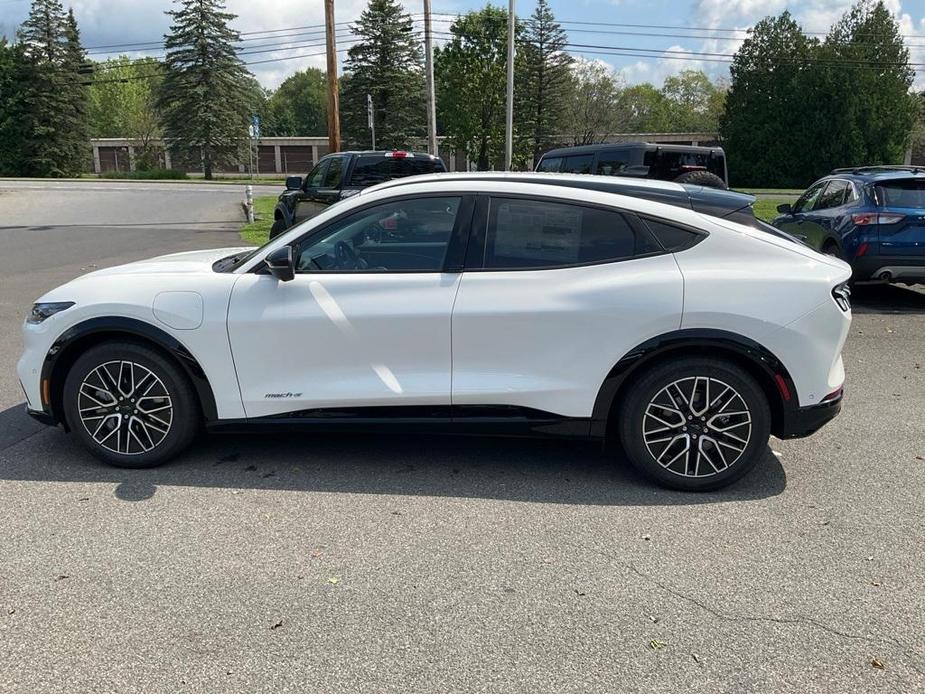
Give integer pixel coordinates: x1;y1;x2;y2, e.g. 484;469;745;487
822;241;842;259
63;342;199;468
618;357;771;491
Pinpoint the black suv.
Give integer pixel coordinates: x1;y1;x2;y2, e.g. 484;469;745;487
535;142;728;190
270;150;446;238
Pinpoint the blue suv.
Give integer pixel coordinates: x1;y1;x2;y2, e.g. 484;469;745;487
773;166;925;285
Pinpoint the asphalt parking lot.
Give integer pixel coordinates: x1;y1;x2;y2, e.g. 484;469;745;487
0;180;923;693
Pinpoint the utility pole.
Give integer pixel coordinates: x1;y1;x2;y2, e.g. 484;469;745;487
504;0;515;171
367;93;376;150
324;0;341;152
423;0;438;157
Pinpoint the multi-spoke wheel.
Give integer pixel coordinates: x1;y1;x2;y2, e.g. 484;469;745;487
618;358;771;491
63;342;199;468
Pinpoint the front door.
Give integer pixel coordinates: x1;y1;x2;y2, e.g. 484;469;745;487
776;180;828;248
292;159;329;226
228;194;471;418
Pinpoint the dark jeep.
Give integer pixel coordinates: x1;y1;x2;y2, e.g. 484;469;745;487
271;150;446;239
535;142;728;190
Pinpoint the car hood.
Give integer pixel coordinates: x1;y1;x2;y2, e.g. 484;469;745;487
79;247;253;277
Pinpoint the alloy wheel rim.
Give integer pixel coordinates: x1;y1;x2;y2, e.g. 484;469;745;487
642;376;752;478
77;360;173;455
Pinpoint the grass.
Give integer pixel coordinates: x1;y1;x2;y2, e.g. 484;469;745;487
738;187;804;196
100;168;188;180
752;198;786;222
239;195;278;245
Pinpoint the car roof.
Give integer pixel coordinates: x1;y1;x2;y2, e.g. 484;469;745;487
540;142;725;158
323;150;439;158
827;166;925;182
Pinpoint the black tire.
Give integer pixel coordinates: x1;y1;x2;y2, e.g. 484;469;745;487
269;217;288;239
617;357;771;491
63;341;199;468
822;241;842;259
672;170;728;190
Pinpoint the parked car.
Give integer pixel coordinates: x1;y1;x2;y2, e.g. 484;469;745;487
772;166;925;285
535;142;729;190
270;150;446;238
19;176;851;491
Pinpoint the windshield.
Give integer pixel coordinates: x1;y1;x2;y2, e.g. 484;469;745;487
873;179;925;208
348;155;445;187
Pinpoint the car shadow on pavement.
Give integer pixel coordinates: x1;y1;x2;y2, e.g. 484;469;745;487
0;404;786;506
851;283;925;314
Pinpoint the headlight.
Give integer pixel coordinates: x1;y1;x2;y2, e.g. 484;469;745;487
27;302;75;324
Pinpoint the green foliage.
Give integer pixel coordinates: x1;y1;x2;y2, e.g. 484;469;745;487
521;0;571;159
157;0;254;179
263;68;327;136
561;59;624;145
0;39;27;175
661;70;726;132
721;2;914;187
341;0;424;149
617;83;671;132
435;6;530;169
11;0;90;176
100;168;187;180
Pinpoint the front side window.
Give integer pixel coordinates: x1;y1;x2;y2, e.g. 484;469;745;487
321;156;344;188
536;156;562;173
815;180;849;210
793;181;827;213
483;197;652;269
560;154;594;174
306;160;327;188
294;197;461;273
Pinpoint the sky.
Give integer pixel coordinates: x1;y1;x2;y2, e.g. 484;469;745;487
2;0;925;89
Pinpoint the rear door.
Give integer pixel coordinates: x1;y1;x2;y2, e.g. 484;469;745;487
450;195;683;419
873;178;925;257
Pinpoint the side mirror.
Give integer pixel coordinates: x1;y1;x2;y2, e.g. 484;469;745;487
285;175;303;191
776;202;792;214
265;246;294;282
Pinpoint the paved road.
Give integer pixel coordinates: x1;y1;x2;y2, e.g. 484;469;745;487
0;181;923;693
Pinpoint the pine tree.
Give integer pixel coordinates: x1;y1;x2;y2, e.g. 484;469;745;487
157;0;253;179
61;9;89;173
0;39;27;175
521;0;571;160
17;0;80;176
341;0;424;149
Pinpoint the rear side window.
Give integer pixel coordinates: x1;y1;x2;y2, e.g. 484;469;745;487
560;154;594;174
874;178;925;208
347;155;445;187
644;150;725;180
536;156;562;173
595;150;631;176
483;197;655;269
643;218;703;252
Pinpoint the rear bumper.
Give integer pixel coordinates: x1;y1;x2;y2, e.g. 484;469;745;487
853;255;925;283
778;393;842;439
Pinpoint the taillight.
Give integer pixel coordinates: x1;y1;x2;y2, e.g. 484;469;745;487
832;282;851;312
852;212;904;225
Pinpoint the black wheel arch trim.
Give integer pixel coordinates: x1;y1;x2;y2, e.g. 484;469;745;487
40;316;218;428
590;329;801;439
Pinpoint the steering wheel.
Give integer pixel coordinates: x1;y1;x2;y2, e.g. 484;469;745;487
334;240;366;270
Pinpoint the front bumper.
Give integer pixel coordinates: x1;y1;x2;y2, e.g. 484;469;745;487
778;392;843;439
26;406;58;427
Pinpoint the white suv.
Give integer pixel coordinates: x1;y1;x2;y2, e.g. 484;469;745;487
17;176;852;491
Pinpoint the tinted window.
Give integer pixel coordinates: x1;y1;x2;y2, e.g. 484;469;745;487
644;150;725;180
793;181;827;213
306;160;327;188
596;151;631;176
644;218;702;252
874;178;925;208
560;154;594;174
347;155;445;187
321;156;344;188
815;180;849;210
295;197;460;273
483;198;650;269
536;156;562;173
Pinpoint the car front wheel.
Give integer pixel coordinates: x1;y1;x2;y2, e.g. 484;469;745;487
618;357;771;491
63;341;199;468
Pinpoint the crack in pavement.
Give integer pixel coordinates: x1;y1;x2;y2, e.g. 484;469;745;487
627;563;925;676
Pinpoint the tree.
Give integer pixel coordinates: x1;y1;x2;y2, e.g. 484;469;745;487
264;68;327;136
61;9;90;172
0;39;27;175
521;0;571;160
661;70;725;132
341;0;424;149
617;83;671;132
561;59;623;145
88;57;164;168
720;12;820;187
436;6;530;169
157;0;253;179
16;0;88;176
